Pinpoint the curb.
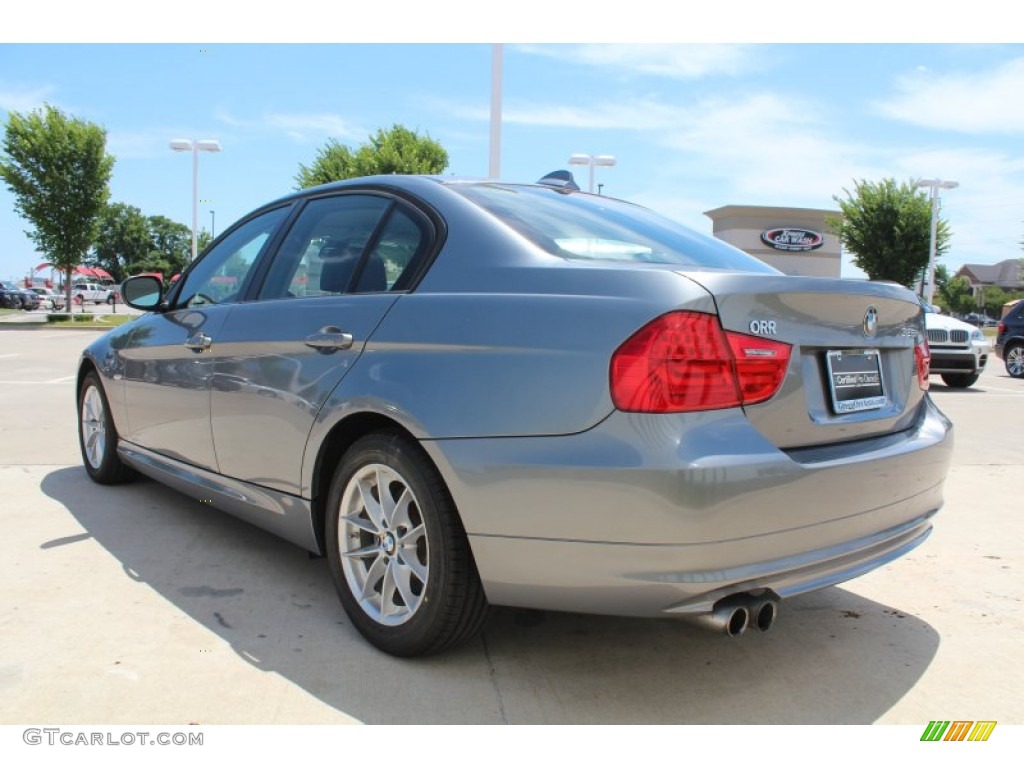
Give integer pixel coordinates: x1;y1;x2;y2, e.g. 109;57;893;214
0;321;117;330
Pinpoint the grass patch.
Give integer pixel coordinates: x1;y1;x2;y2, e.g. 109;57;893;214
0;308;19;316
46;313;133;327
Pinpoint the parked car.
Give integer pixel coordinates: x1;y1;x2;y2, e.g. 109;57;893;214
78;174;954;656
922;302;989;388
72;282;117;305
995;299;1024;378
31;287;67;310
1;280;40;310
963;312;998;328
0;281;23;309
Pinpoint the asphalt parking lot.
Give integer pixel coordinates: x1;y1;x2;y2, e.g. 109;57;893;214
0;327;1021;725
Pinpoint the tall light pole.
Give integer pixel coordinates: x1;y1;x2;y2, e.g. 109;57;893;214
210;210;216;239
569;153;616;193
915;178;958;304
170;139;222;261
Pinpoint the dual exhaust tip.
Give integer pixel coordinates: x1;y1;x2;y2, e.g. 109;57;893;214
688;594;779;637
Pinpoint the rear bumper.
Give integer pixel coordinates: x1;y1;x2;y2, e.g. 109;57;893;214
468;509;935;616
422;396;953;617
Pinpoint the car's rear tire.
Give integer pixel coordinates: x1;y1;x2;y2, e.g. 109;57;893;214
1005;343;1024;379
325;431;488;657
940;372;980;388
78;371;136;485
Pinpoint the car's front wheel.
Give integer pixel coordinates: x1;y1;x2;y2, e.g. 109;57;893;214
78;371;136;485
1005;343;1024;379
940;372;980;388
325;431;488;656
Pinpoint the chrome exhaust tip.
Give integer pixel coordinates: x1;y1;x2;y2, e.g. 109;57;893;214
724;605;750;637
752;599;778;632
686;600;750;636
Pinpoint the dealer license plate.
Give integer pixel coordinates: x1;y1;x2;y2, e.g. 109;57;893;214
825;349;887;414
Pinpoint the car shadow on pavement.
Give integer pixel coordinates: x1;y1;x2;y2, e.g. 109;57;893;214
42;466;939;725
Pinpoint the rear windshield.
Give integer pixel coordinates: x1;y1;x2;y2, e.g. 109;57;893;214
449;183;778;274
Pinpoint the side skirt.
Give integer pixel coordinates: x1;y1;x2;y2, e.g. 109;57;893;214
118;441;320;553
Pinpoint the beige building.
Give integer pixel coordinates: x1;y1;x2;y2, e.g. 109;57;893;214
704;205;842;277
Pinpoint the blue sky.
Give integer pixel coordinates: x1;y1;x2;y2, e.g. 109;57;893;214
2;8;1023;284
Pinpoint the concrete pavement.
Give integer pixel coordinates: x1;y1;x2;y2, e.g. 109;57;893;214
1;327;1021;724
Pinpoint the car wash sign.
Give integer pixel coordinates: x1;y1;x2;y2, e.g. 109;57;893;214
760;228;824;252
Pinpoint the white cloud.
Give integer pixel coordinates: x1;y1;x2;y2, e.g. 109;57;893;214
455;91;877;205
516;44;759;79
877;57;1024;133
447;94;757;133
0;83;56;113
262;113;363;142
891;147;1024;269
106;131;176;159
215;108;363;142
443;85;1024;268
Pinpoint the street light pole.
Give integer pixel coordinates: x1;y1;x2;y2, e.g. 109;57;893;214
568;153;616;193
915;178;958;304
170;139;222;261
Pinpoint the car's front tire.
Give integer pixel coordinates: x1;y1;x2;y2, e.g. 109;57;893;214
78;371;136;485
1005;342;1024;379
325;431;488;656
940;372;980;388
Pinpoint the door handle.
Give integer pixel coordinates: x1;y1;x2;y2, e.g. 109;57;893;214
304;326;354;353
184;332;213;352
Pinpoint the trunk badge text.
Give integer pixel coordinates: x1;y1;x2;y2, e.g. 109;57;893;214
749;320;778;336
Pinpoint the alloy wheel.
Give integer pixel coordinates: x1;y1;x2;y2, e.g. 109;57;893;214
1007;345;1024;377
338;463;429;626
80;384;106;470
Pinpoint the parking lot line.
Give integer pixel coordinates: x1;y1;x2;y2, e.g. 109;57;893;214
981;385;1024;395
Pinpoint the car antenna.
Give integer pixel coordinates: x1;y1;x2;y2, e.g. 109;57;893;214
536;170;580;193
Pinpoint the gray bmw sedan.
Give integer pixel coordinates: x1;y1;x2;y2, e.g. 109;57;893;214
78;175;953;656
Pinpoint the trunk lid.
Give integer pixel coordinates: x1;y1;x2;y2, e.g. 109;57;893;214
679;272;927;449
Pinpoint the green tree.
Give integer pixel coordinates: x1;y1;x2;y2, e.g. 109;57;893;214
0;105;114;310
147;215;192;277
91;202;152;281
933;264;950;298
197;228;213;254
295;124;448;189
830;178;950;288
937;276;976;316
980;285;1024;316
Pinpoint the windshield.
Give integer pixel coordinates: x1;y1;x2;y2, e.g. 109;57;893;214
449;183;779;274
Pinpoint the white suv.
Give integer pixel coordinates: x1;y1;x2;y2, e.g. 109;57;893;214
923;302;990;388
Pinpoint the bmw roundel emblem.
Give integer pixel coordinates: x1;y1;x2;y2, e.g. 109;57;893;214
863;306;879;337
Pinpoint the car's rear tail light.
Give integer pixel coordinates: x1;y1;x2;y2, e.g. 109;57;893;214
998;322;1006;335
726;332;793;405
610;311;791;413
914;338;931;391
